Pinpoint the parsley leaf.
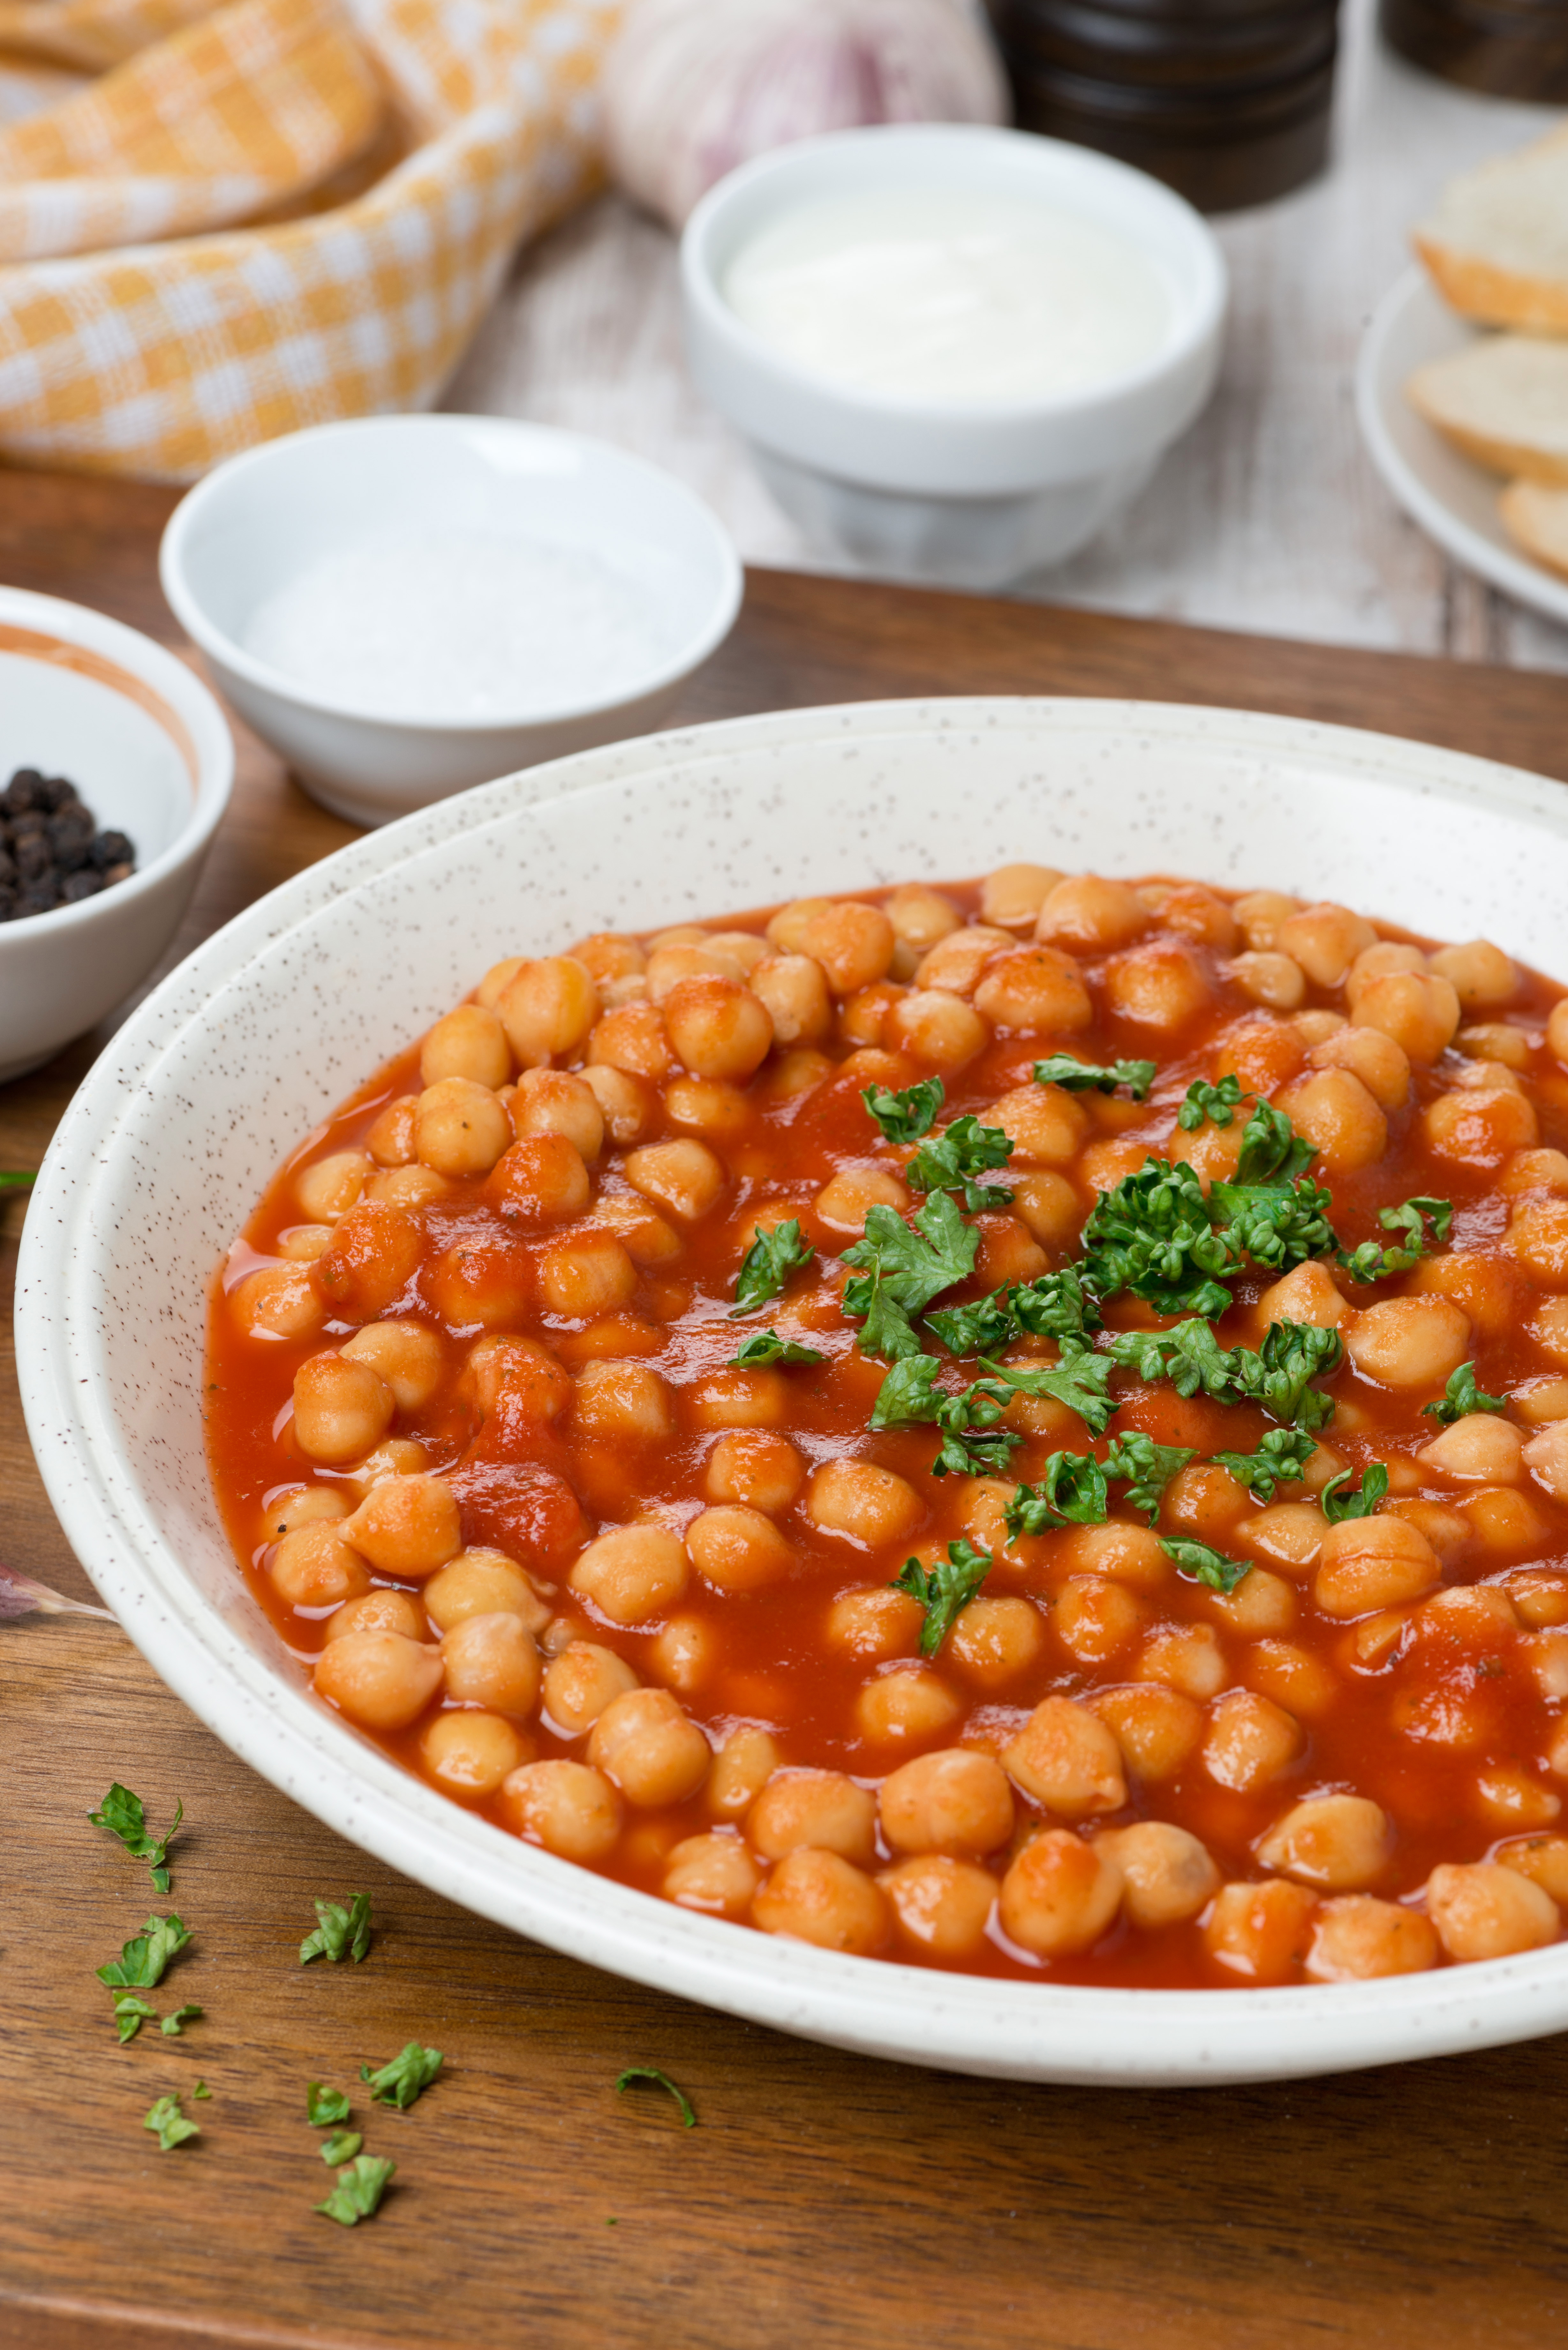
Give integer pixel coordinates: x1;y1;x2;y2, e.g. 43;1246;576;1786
360;2042;442;2110
615;2067;697;2129
1080;1156;1237;1317
926;1264;1101;1358
1005;1451;1109;1536
320;2130;364;2166
1032;1055;1156;1099
0;1170;36;1189
193;2081;211;2099
730;1217;816;1317
978;1348;1119;1436
1422;1362;1507;1426
1208;1171;1339;1276
728;1330;824;1367
1100;1430;1196;1522
1233;1099;1318;1186
97;1914;192;1994
1160;1536;1251;1595
299;1892;372;1966
307;2083;352;2127
904;1115;1015;1211
869;1357;1020;1478
1101;1318;1245;1401
1340;1195;1454;1284
862;1077;945;1144
841;1194;978;1361
87;1784;183;1894
1321;1464;1391;1523
144;2092;199;2151
114;1994;158;2043
160;2004;202;2036
316;2154;396;2226
1177;1075;1246;1131
1210;1427;1316;1503
1102;1317;1341;1431
891;1541;993;1656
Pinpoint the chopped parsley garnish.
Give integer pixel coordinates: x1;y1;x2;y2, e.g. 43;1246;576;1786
730;1217;816;1317
926;1263;1100;1358
1005;1451;1109;1536
841;1193;978;1361
144;2092;199;2151
1422;1362;1507;1426
1101;1317;1342;1432
1177;1074;1246;1130
615;2067;698;2129
307;2083;352;2127
1032;1055;1156;1099
0;1170;36;1189
728;1330;825;1368
360;2042;442;2110
1207;1169;1339;1277
977;1347;1119;1436
1321;1464;1391;1523
1210;1427;1316;1503
891;1541;993;1656
1100;1431;1195;1522
1233;1099;1318;1187
870;1356;1020;1478
160;2004;202;2036
87;1783;183;1894
1080;1157;1235;1318
114;1995;158;2044
317;2154;396;2226
903;1114;1015;1211
862;1077;945;1144
97;1914;192;1995
1340;1196;1453;1284
320;2130;364;2166
300;1892;372;1966
1160;1536;1251;1595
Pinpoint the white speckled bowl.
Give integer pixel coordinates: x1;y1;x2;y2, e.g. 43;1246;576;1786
20;697;1568;2085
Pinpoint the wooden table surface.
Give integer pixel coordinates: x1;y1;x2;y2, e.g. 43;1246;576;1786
4;468;1568;2350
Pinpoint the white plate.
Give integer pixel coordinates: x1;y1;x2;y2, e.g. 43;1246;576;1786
1357;265;1568;633
20;695;1568;2087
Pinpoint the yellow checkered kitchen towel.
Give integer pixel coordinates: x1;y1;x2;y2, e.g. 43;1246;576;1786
0;0;623;477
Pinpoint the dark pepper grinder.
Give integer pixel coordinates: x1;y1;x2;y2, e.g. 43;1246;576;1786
985;0;1344;213
1381;0;1568;98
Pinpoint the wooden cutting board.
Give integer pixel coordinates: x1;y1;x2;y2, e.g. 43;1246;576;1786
3;469;1567;2350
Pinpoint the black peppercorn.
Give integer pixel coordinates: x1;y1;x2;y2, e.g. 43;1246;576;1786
1;768;136;916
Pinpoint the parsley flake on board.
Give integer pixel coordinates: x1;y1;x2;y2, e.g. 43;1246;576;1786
307;2083;352;2127
615;2067;698;2129
892;1541;994;1657
1031;1055;1156;1099
729;1218;816;1317
1005;1451;1109;1536
87;1783;183;1894
1160;1537;1252;1595
1423;1363;1507;1426
192;2081;211;2100
977;1348;1119;1436
869;1356;1020;1479
320;2131;364;2166
862;1077;945;1145
1100;1431;1196;1523
299;1892;372;1966
1176;1075;1246;1131
1209;1428;1316;1504
1321;1464;1391;1523
0;1170;35;1189
841;1193;978;1361
728;1330;825;1368
1339;1196;1453;1284
144;2093;199;2151
317;2155;396;2227
97;1914;192;1995
114;1995;158;2044
160;2005;202;2037
903;1114;1015;1212
360;2042;442;2110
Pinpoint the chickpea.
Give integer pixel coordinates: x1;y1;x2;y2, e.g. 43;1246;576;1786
882;988;991;1072
825;1586;924;1661
1511;1566;1568;1626
1313;1515;1440;1617
323;1588;428;1644
1053;1576;1147;1665
424;1550;550;1637
580;1063;651;1146
1419;1414;1523;1483
271;1523;372;1610
765;898;832;954
568;932;645;988
1477;1766;1563;1829
973;945;1094;1034
1275;1069;1387;1175
708;930;768;974
879;1748;1014;1859
748;1767;877;1865
232;1262;325;1343
366;1098;416;1168
1293;1008;1346;1045
1425;1087;1540;1167
420;1710;526;1798
542;1641;640;1736
1305;1895;1438;1982
1214;1015;1305;1097
588;1000;674;1082
538;1230;638;1318
664;1831;760;1918
1003;1695;1127;1818
1256;1793;1392;1890
418;1004;508;1091
489;1135;594;1227
1524;1420;1568;1504
1509;1199;1568;1286
1407;1251;1520;1341
805;1459;924;1547
855;1665;962;1745
440;1611;541;1714
461;1334;572;1423
313;1629;443;1730
1242;1639;1339;1720
278;1223;336;1263
1097;1821;1219;1929
707;1725;782;1819
1010;1170;1083;1251
661;975;773;1083
500;1759;621;1860
1276;903;1377;988
645;941;747;999
1057;1521;1172;1591
1231;952;1306;1012
624;1138;726;1223
313;1200;426;1324
879;1855;998;1955
340;1320;444;1413
703;1429;805;1514
569;1523;689;1625
1101;940;1213;1032
753;1848;889;1955
573;1359;675;1444
1169;1117;1245;1186
1351;969;1462;1065
749;953;833;1047
1458;1023;1532;1070
1035;874;1149;955
798;900;895;995
687;1504;794;1593
410;1077;510;1179
1091;1684;1204;1779
945;1595;1047;1687
813;1166;910;1232
1162;1462;1253;1545
295;1150;370;1222
1203;1876;1318;1980
292;1352;395;1466
1202;1689;1304;1793
1256;1263;1348;1339
476;955;527;1011
350;1437;429;1488
1514;1375;1568;1425
364;1164;449;1209
1497;1834;1568;1902
980;863;1062;929
1427;1860;1559;1960
1203;1565;1299;1636
1549;997;1568;1065
1502;1148;1568;1201
1343;1295;1471;1389
1233;891;1302;952
342;1473;461;1579
1135;1624;1228;1700
1307;1023;1411;1111
589;1193;682;1270
1426;937;1517;1009
1234;1505;1323;1576
1449;1055;1527;1098
684;1368;788;1430
503;1068;604;1163
987;1082;1089;1168
1346;941;1429;1003
648;1613;715;1694
1143;881;1238;952
914;925;1014;995
999;1828;1123;1958
588;1687;710;1806
494;955;598;1067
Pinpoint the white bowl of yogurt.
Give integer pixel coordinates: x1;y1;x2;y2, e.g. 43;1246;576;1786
160;416;743;828
681;124;1227;590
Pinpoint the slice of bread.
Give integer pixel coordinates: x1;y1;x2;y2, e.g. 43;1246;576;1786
1408;335;1568;485
1415;124;1568;332
1500;478;1568;582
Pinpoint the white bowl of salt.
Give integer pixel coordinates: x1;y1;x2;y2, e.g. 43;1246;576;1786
160;415;743;827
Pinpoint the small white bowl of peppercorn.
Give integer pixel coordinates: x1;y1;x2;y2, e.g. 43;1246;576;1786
0;586;234;1084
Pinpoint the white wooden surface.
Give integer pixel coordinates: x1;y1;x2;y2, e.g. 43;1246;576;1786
445;0;1568;672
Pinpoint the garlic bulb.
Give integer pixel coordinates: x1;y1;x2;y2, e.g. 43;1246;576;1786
603;0;1010;231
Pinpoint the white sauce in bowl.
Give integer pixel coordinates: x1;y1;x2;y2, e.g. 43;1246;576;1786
721;189;1173;406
